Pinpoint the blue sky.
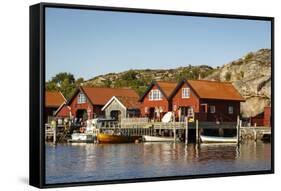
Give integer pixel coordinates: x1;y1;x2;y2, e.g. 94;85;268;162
45;7;271;81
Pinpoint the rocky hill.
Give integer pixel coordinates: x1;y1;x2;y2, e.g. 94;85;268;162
204;49;271;117
84;49;271;118
84;65;214;97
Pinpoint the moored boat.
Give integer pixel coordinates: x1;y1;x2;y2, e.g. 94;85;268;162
97;133;141;143
142;135;175;142
200;134;237;144
68;133;95;143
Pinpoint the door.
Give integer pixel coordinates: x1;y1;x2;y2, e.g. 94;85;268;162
110;110;122;121
149;107;155;119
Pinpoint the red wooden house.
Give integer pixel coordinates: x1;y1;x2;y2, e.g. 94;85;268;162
56;86;139;120
54;103;71;118
45;91;66;122
139;81;177;120
263;106;271;127
250;106;271;127
170;79;245;122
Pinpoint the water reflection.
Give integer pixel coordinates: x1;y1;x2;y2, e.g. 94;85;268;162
46;141;271;184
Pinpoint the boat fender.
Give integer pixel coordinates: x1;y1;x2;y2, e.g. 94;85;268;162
79;127;85;133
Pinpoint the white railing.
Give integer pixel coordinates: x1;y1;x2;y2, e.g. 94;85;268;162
120;117;149;128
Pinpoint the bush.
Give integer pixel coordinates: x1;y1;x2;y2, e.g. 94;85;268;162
225;72;231;81
244;52;254;61
121;70;137;81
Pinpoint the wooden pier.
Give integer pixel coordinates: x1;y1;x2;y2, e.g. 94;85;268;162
240;126;271;141
45;118;271;144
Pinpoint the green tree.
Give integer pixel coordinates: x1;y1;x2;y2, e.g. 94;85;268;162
51;73;75;86
103;79;112;87
75;77;84;86
121;70;137;81
45;72;84;99
176;67;200;81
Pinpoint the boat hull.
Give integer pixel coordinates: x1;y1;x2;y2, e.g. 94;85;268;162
200;135;237;143
97;133;141;143
68;133;95;143
142;135;174;142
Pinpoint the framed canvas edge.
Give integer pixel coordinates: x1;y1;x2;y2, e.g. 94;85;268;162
29;3;43;188
29;2;275;189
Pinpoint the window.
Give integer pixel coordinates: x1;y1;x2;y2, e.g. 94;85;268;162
182;88;190;98
148;90;163;100
210;105;216;113
77;93;86;104
228;106;234;114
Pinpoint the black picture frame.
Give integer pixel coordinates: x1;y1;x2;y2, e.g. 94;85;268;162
29;2;274;188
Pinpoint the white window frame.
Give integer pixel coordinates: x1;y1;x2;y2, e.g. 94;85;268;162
210;105;216;113
228;106;234;114
182;88;190;98
148;89;163;101
77;93;86;104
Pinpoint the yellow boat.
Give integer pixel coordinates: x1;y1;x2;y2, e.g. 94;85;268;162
97;133;141;143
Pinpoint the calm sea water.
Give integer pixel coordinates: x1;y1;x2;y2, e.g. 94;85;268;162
45;141;271;184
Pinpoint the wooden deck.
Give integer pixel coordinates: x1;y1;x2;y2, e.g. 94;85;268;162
240;126;271;141
45;120;271;144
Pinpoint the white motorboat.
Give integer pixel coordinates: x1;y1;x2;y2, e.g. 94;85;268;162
142;135;175;142
161;111;173;123
200;134;237;144
68;133;95;143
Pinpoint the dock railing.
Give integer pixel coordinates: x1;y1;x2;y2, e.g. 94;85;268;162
120;117;149;128
199;122;237;129
119;118;238;130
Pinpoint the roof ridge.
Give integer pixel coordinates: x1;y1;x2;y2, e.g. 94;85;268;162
156;81;177;84
46;90;61;93
115;95;138;98
187;79;232;84
81;86;133;90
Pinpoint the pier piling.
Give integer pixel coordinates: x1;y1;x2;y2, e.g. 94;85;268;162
236;116;240;144
173;112;176;142
51;120;57;145
196;120;199;144
185;117;188;145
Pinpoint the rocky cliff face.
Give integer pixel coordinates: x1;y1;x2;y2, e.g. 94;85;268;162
84;49;271;118
204;49;271;117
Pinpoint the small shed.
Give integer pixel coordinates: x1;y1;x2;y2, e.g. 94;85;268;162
102;96;141;120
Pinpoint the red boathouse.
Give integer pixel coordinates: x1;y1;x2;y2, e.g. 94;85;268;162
62;86;139;120
139;81;177;120
45;91;66;123
171;79;245;122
